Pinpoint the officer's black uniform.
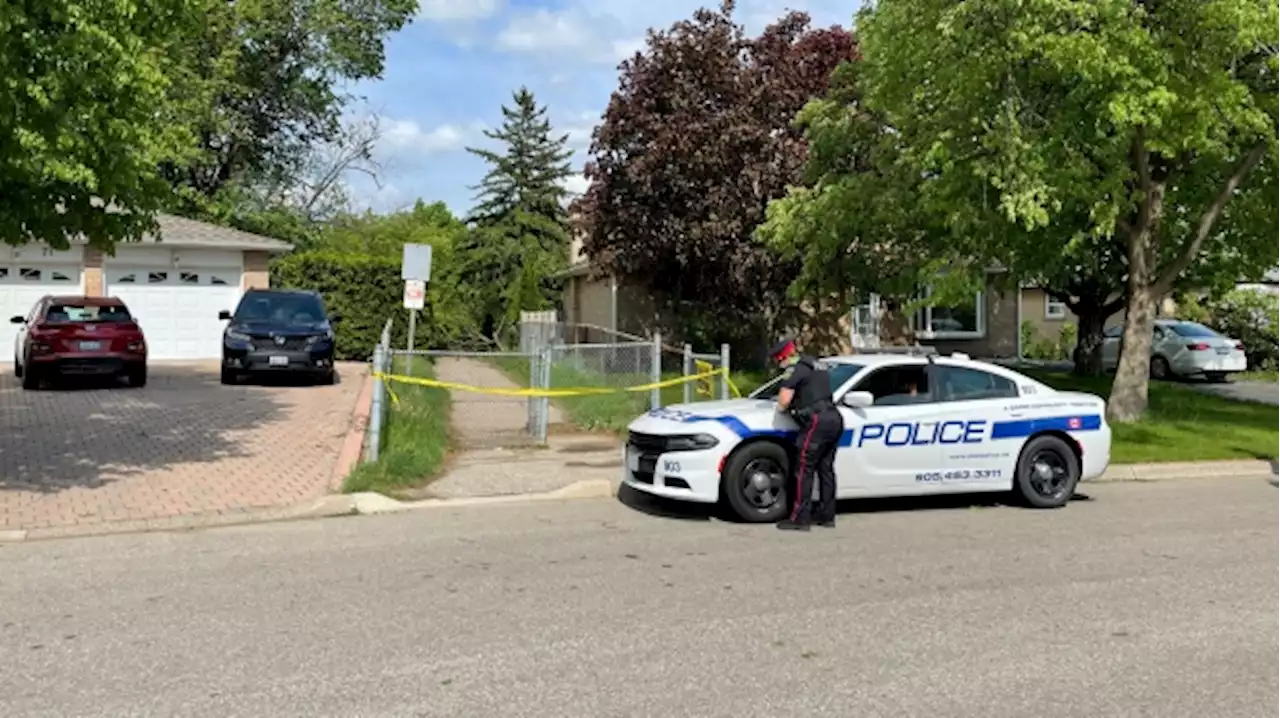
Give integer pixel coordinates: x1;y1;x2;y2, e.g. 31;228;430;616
776;353;843;531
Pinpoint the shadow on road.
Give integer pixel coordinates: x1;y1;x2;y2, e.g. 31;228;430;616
619;483;1094;523
0;365;289;495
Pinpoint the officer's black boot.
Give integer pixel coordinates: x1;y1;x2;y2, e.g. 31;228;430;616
776;519;811;531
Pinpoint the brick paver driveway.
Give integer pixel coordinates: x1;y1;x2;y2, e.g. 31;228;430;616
0;362;366;538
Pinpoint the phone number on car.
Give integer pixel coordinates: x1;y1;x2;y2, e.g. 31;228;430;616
914;468;1003;482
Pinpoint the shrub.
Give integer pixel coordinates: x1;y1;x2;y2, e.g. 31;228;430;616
271;252;406;360
1021;320;1073;361
1206;289;1278;370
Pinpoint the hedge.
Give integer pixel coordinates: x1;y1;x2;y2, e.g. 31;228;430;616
271;251;407;361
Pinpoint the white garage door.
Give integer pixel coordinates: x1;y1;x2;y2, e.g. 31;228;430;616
0;264;83;360
106;267;242;360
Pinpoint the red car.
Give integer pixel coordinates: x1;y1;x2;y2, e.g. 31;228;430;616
11;296;148;390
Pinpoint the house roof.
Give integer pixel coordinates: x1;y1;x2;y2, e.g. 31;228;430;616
71;213;293;253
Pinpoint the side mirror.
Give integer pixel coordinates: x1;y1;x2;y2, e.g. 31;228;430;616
218;310;232;321
9;315;24;325
328;313;342;323
841;391;875;408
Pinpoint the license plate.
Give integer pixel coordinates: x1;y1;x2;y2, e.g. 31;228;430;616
1215;347;1230;355
269;355;289;367
79;341;101;351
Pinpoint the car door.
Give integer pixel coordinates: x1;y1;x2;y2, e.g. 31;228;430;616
14;299;41;366
833;361;948;495
931;364;1022;491
1100;324;1124;369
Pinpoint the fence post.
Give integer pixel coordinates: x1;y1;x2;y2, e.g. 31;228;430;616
682;343;693;404
650;332;662;410
526;351;539;436
719;343;731;400
537;346;552;444
366;342;386;463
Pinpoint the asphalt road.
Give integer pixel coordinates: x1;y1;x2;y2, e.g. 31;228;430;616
1;478;1276;718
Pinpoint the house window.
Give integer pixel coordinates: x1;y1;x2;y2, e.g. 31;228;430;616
1045;296;1066;319
913;287;984;338
180;272;199;284
19;268;41;282
115;273;137;284
209;275;229;285
50;271;72;282
147;272;168;284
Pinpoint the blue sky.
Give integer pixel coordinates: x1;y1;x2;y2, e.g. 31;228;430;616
344;0;860;217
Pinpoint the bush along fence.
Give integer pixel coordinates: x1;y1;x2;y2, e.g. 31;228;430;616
359;312;738;465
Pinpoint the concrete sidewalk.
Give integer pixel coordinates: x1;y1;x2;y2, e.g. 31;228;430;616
423;356;621;499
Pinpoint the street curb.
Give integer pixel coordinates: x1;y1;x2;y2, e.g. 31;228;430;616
328;363;373;493
1093;459;1277;482
340;479;621;516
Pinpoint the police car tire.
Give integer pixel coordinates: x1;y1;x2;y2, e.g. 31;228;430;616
721;442;791;523
1013;435;1080;509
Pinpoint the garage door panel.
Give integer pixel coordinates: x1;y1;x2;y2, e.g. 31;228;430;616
107;267;242;360
0;265;83;357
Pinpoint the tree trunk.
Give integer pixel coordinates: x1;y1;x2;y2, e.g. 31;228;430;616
1071;304;1107;376
1108;206;1160;422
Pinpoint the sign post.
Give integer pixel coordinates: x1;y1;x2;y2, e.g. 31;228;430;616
401;244;433;377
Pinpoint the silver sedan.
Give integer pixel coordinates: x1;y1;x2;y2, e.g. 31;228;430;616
1101;319;1247;382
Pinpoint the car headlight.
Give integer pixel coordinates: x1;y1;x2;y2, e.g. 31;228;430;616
307;330;334;344
665;433;720;451
225;328;251;342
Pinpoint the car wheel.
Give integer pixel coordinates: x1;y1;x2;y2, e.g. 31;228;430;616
1204;371;1228;383
1149;355;1171;380
21;362;41;391
126;365;147;388
1013;435;1081;509
13;353;21;379
317;369;336;386
220;367;239;385
721;441;791;523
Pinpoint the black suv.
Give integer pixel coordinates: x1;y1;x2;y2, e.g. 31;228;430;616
219;289;339;385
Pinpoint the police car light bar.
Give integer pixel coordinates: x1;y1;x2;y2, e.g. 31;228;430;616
866;345;940;356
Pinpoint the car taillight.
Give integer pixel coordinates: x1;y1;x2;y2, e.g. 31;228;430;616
127;340;145;353
1186;342;1210;351
31;341;52;355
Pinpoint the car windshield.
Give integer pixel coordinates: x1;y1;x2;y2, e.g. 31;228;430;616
234;294;326;324
749;362;864;400
1166;322;1220;338
45;303;132;323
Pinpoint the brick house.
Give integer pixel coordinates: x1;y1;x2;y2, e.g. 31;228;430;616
1;214;291;360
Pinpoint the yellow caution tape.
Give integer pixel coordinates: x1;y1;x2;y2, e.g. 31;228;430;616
371;366;743;408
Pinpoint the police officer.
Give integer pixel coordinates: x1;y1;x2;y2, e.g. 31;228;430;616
769;337;842;531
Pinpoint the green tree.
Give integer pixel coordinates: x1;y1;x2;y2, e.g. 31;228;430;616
854;0;1278;421
463;87;574;344
0;0;201;249
164;0;415;211
308;201;479;347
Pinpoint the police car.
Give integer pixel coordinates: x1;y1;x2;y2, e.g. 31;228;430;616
622;352;1112;522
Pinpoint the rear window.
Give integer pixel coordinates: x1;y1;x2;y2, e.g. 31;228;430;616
45;303;132;323
1167;322;1220;338
234;293;326;323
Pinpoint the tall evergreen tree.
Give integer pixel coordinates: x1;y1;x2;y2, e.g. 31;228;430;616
463;87;574;343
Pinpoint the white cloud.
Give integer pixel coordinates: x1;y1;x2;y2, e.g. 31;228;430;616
417;0;503;22
559;173;591;197
379;117;488;156
490;1;857;64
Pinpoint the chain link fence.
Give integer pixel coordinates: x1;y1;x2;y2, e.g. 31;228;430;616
361;313;735;463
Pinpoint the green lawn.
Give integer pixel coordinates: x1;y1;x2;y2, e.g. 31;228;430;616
1024;370;1279;464
491;357;773;435
343;356;452;495
1238;369;1279;383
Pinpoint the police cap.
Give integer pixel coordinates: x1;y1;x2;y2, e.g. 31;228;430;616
768;337;796;361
